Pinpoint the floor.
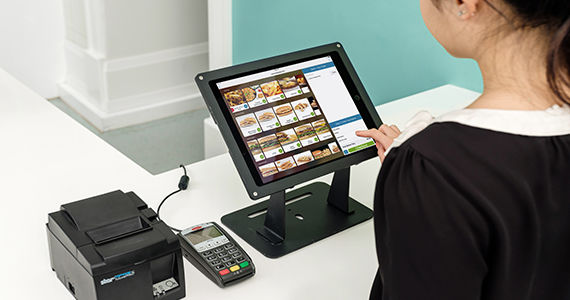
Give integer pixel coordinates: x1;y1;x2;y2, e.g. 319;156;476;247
49;98;210;175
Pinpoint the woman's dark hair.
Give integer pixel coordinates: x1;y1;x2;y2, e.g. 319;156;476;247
503;0;570;106
435;0;570;105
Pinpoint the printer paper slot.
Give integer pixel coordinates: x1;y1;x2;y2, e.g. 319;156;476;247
86;216;151;245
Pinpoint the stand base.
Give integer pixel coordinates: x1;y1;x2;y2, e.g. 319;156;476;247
221;182;373;258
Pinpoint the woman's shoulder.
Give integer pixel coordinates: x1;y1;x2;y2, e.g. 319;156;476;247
389;122;487;167
387;105;570;165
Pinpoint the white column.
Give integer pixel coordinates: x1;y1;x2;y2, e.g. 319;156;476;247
208;0;232;70
59;0;209;131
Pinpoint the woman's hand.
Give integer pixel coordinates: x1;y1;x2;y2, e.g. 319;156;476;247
356;124;401;162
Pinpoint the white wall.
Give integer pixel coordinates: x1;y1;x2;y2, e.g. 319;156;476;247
59;0;210;131
0;0;65;98
105;0;208;59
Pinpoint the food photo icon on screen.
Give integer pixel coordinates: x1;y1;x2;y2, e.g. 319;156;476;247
276;129;302;152
278;76;303;98
247;139;265;162
259;162;278;178
275;156;297;172
260;81;285;103
309;97;322;116
296;74;310;93
312;119;333;140
236;113;262;137
224;89;249;113
241;85;267;108
255;108;280;131
293;151;315;166
294;124;319;147
328;142;341;154
291;98;315;120
273;103;298;125
312;146;333;160
257;134;284;158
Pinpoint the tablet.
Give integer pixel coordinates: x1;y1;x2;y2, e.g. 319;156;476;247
196;43;382;199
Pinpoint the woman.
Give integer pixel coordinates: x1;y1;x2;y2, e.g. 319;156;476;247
356;0;570;299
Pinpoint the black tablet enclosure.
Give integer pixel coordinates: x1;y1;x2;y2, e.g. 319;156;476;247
195;42;382;258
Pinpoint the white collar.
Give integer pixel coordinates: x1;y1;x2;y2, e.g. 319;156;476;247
388;104;570;152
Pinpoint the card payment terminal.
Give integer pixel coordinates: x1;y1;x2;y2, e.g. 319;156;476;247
178;222;255;287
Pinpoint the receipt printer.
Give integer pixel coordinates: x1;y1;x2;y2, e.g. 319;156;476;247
47;190;185;300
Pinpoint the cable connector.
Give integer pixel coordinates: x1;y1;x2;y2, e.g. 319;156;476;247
156;164;190;232
178;165;189;190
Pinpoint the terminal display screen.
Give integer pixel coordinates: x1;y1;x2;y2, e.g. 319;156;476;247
185;226;223;246
215;55;375;184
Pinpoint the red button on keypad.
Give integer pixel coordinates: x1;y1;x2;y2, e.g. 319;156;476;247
219;269;230;276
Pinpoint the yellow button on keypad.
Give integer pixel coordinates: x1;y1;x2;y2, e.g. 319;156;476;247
230;265;240;272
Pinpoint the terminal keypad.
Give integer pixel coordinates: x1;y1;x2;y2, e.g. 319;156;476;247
199;241;250;277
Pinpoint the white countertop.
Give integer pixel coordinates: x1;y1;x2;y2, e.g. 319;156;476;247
0;67;479;299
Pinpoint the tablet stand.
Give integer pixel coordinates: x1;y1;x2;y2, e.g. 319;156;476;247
221;167;373;258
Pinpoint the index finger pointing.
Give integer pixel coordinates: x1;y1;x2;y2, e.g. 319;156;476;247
356;129;393;149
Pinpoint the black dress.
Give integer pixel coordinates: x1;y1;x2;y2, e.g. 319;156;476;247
370;122;570;300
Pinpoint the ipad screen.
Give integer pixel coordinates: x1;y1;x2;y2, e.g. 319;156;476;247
216;56;375;183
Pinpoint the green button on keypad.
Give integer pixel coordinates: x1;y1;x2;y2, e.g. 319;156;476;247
239;261;249;268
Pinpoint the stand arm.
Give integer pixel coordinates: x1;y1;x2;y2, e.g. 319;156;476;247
257;190;286;244
327;167;353;214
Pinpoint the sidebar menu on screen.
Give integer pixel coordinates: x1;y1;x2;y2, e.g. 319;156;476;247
302;61;374;155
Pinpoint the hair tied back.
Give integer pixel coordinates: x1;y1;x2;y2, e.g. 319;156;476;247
546;15;570;105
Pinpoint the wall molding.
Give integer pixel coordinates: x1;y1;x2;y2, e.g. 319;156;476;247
61;39;208;131
59;82;205;131
106;42;208;72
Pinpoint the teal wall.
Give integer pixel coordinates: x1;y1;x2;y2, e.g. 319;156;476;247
232;0;483;105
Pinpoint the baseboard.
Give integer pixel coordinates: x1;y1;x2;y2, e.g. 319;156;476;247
58;82;106;130
60;39;208;131
59;82;206;131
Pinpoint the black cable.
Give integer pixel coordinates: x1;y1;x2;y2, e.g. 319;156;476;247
156;165;190;232
178;164;189;190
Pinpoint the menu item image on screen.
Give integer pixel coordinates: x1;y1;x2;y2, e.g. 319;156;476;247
259;162;279;177
291;98;315;120
276;129;302;152
242;86;267;108
293;151;315;166
312;119;333;140
312;146;332;160
275;156;297;171
309;98;322;116
273;103;298;125
224;90;249;113
296;74;310;93
261;81;285;102
236;113;262;137
255;108;280;131
294;124;319;147
248;140;265;162
242;87;256;102
278;76;303;98
328;142;341;154
258;134;284;158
